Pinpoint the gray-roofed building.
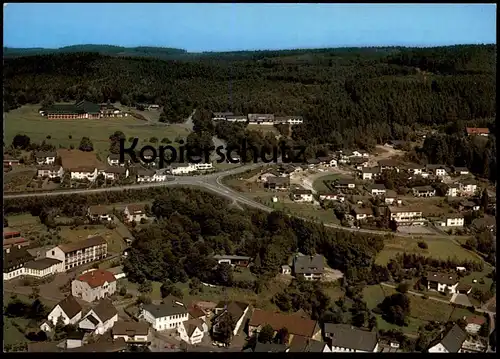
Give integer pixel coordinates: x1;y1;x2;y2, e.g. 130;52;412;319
247;113;275;124
213;301;250;337
289;338;330;352
265;176;290;190
213;255;251;267
293;254;325;281
324;324;379;352
412;185;436;197
335;178;356;189
369;183;386;196
428;324;467;353
426;272;460;294
361;166;381;180
141;299;189;331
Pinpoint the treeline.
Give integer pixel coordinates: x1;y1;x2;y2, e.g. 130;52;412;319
123;189;385;286
4;45;496;151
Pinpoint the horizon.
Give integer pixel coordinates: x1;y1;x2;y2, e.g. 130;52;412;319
3;3;497;52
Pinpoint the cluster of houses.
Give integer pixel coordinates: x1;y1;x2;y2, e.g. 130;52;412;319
212;112;304;125
39;101;127;120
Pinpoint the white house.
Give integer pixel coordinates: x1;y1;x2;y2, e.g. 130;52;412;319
194;162;213;171
45;236;108;271
24;258;64;278
212;301;250;337
4;246;64;281
361;167;380;180
178;318;208;345
291;189;313;202
100;167;129;180
426;272;459;294
353;207;374;221
171;163;197;175
281;265;292;275
324;324;379;352
212;112;233;121
87;205;112;222
78;299;118;335
136;169;166;182
460;182;478;196
70;167;98;182
388;207;425;226
447;184;460;197
435;216;464;228
369;184;386;196
428;324;467;353
124;204;147;223
46;295;83;327
247;113;275;125
319;193;345;202
35;151;57;165
72;269;117;303
112;321;150;344
37;165;64;179
141;298;189;331
465;316;486;335
107;154;129;167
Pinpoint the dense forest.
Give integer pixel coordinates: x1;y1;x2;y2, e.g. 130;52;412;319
4;44;496;179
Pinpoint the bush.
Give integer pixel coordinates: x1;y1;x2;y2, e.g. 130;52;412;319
417;241;428;249
119;287;127;296
422;294;429;299
397;282;410;294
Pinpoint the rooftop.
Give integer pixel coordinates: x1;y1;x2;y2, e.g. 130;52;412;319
324;323;378;352
77;269;116;288
426;272;459;286
294;254;325;275
112;320;150;336
24;258;62;270
142;301;187;319
249;309;318;338
58;236;106;253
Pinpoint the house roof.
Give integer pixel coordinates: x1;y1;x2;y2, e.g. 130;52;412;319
426;272;459;286
107;266;124;276
55;295;82;319
84;314;100;326
183;318;204;337
88;205;110;216
362;167;380;174
137;168;155;176
457;283;472;292
112;320;150;336
215;301;249;322
466;127;489;135
388;206;421;213
440;324;467;352
292;189;312;195
24;258;62;270
142;301;187;319
385;190;398;198
58;236;106;253
289;337;326;352
3;246;34;272
126;204;145;214
370;184;386;190
212;112;234;117
337;178;356;185
28;341;64;352
77;269;116;288
66;338;128;352
92;299;118;323
294;254;325;274
69;166;96;173
413;185;435;192
253;342;288;352
213;255;251;261
249;309;318;338
35;151;57;158
248;114;275;121
267;177;290;185
324;324;378;352
467;316;486;326
317;156;334;162
353;206;373;215
349;156;367;164
453;167;469;172
103;166;127;174
188;304;206;319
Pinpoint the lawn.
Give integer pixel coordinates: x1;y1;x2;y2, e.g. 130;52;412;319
312;174;342;192
375;236;482;265
3;317;30;347
58;225;127;253
4;104;191;158
267;200;339;224
5;214;48;240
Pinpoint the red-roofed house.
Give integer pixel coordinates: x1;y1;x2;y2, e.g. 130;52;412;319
466;127;490;137
71;269;117;302
465;316;486;335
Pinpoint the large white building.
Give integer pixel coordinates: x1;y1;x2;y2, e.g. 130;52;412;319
45;236;108;271
141;298;189;331
178;319;208;345
3;246;64;281
70;167;98;182
37;165;64;179
72;269;117;302
123;204;147;223
388;207;425;226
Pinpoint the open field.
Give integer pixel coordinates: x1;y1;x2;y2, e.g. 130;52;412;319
312;174;343;192
3;317;30;346
4;104;191;158
5;214;48;240
58;148;104;169
58;225;127;253
375;236;481;265
247;124;280;135
268;200;339;224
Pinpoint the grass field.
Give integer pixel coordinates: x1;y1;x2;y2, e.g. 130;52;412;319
312;174;342;192
375;236;481;265
4;104;191;158
267;200;339;224
3;317;30;346
5;214;47;240
58;225;127;253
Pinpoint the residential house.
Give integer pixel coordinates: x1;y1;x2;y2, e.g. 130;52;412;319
178;318;208;345
141;298;189;331
466;127;489;137
70;167;98;182
352;150;369;158
428;324;468;353
265;177;290;190
188;304;208;322
258;169;280;182
434;216;464;228
405;163;425;176
319;193;345;203
335;150;352;164
248;309;322;343
361;167;380;180
465;316;486;335
305;158;321;168
24;258;64;278
87;205;112;222
72;269;117;302
247;113;275;125
317;156;337;167
3;154;20;167
388;207;424;226
171;163;197;175
426;164;449;178
446;183;460;197
378;159;399;172
108;266;126;281
324;324;379;352
426;272;459;294
136;168;167;182
226;114;248;122
212;112;234;121
291;189;313;202
35;151;57;165
213;255;251;267
45;236;108;271
459;179;478;196
46;295;83;326
274;115;304;125
107;153;130;167
78;299;118;335
453;166;470;176
335;178;356;189
369;184;386;196
349;156;368;169
100;103;123;117
212;301;250;337
281;265;292;275
100;166;129;180
3;245;35;281
293;254;325;281
412;185;436;198
352;207;374;221
123;204;147;223
37;165;64;179
384;190;399;205
456;284;473;295
289;338;331;352
460;200;480;212
112;321;150;345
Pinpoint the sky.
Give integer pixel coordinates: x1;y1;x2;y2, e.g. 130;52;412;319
3;3;497;52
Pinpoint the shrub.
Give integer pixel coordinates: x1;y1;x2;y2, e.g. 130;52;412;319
417;241;428;249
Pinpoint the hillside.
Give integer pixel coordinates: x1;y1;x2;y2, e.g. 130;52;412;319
3;45;496;159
